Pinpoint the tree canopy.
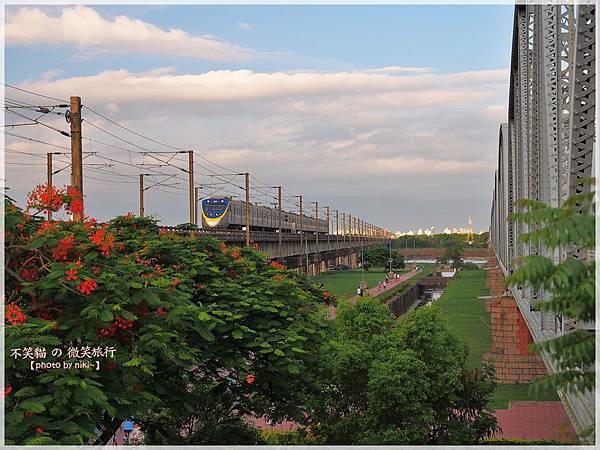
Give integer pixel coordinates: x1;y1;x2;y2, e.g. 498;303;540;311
4;185;332;445
304;297;498;444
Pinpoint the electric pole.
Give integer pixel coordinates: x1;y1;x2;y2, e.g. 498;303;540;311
299;195;304;273
389;237;392;272
340;213;346;263
195;187;200;226
277;186;282;257
70;96;83;221
139;174;145;217
325;206;330;269
313;201;320;275
359;218;364;282
47;152;53;220
334;209;339;266
188;150;194;225
348;213;352;267
245;172;250;246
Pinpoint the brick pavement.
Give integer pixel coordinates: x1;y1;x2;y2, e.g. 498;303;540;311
493;401;578;443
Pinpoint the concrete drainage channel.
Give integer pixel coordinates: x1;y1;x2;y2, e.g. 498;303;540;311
385;276;451;318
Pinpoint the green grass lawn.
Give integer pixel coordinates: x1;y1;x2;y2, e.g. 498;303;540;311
489;383;559;410
437;269;491;369
436;269;559;409
313;268;392;299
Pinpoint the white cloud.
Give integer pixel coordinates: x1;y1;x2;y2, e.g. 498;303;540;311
237;22;252;30
19;67;508;105
361;66;434;74
6;6;260;62
5;66;509;229
40;69;64;81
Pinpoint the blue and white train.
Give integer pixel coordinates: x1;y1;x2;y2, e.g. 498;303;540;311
200;197;329;233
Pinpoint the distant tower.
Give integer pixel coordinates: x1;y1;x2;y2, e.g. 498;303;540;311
467;215;474;245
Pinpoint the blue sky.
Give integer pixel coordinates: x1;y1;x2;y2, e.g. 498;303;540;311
5;5;514;232
6;5;513;82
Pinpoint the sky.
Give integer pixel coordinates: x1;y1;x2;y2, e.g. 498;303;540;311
4;4;514;231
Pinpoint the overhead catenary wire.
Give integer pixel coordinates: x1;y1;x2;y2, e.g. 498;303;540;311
5;109;71;137
4;83;69;103
3;85;382;232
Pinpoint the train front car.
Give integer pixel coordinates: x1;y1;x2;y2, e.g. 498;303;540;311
201;197;231;228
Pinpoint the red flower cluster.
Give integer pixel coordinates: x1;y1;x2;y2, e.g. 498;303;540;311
83;217;97;231
97;316;134;338
52;235;75;261
5;386;12;398
76;278;97;296
89;224;115;257
20;267;38;281
269;260;286;270
27;184;65;212
135;253;152;267
36;220;57;235
66;186;84;217
322;291;331;300
219;242;228;254
6;303;27;325
231;247;241;260
171;278;181;288
89;227;105;246
155;307;167;316
66;268;78;281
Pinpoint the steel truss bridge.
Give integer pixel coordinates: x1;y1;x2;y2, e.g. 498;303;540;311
489;3;595;436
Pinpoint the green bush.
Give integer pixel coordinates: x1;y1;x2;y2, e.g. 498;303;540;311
260;429;320;445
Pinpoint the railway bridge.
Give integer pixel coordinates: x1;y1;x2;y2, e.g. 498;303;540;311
169;228;391;275
488;4;595;439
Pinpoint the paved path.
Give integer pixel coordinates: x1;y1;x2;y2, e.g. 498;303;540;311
492;401;578;443
328;270;419;319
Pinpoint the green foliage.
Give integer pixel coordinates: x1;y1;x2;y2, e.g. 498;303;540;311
395;232;489;249
362;245;404;270
305;298;498;444
4;193;331;445
461;261;480;271
506;185;595;396
260;429;320;445
436;246;463;266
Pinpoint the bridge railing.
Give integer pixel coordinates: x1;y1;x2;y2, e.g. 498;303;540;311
161;226;389;244
490;4;595;437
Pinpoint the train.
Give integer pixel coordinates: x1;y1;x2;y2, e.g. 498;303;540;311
200;197;329;233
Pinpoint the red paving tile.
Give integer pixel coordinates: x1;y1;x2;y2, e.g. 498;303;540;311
493;401;578;443
245;415;298;431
